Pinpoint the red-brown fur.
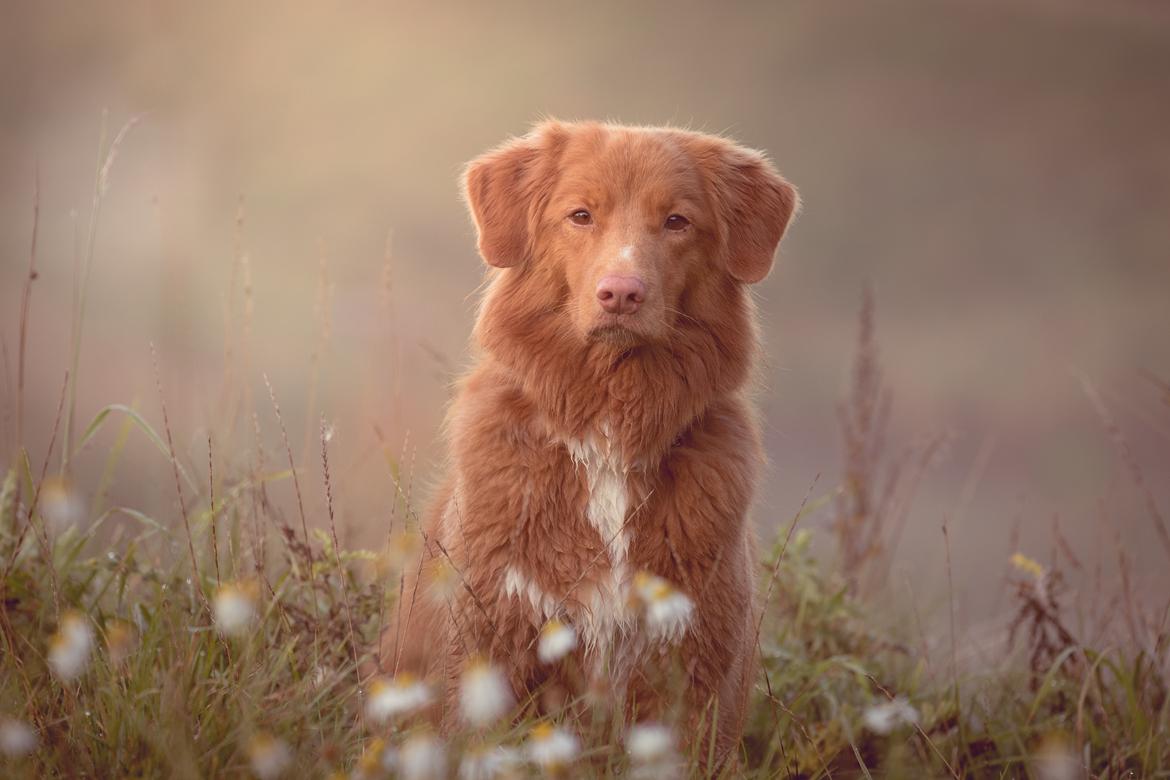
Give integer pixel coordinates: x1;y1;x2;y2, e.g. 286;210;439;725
379;120;798;759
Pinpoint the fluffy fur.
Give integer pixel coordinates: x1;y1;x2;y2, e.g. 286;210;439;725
379;120;798;758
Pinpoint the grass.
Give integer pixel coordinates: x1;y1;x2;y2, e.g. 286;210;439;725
2;129;1169;779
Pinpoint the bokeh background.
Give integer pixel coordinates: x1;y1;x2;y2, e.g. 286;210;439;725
3;1;1169;640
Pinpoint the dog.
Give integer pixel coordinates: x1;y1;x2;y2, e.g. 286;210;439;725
380;119;798;760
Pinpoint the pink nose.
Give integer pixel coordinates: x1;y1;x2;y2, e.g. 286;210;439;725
596;275;646;315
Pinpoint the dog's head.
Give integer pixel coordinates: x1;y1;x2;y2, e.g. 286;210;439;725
464;120;798;347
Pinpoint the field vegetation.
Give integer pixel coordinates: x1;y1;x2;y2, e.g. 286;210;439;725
2;127;1168;779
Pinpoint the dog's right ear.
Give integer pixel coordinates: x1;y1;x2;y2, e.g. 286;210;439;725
463;121;566;268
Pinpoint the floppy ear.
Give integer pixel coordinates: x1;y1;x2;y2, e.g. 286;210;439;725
698;140;800;284
462;122;566;268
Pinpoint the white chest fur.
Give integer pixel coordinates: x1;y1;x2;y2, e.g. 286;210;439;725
564;432;635;653
565;433;631;565
495;430;639;660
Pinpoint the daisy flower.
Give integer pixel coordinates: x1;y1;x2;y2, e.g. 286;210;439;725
0;718;37;758
460;658;513;728
39;476;85;533
430;559;461;600
626;722;676;763
862;696;919;735
459;744;522;780
247;733;292;779
104;620;137;667
632;571;694;642
353;737;395;779
48;610;94;681
366;674;432;722
1034;733;1079;780
399;732;446;780
537;619;577;664
627;722;682;778
381;530;422;574
214;580;260;636
525;723;579;774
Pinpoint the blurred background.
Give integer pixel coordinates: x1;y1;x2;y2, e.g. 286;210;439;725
3;1;1168;639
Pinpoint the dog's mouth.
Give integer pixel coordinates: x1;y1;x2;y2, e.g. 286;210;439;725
585;308;650;339
586;314;645;345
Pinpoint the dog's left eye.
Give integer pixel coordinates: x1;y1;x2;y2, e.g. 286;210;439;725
664;214;690;231
569;210;593;226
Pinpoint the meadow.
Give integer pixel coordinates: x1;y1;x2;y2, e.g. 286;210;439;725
3;122;1169;779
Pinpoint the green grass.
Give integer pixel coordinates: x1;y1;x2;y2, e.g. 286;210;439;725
1;412;1167;777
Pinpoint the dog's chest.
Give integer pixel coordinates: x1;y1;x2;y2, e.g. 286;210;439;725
565;433;631;569
565;432;635;648
501;432;636;657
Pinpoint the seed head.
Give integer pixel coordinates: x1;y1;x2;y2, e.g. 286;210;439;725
1010;552;1045;580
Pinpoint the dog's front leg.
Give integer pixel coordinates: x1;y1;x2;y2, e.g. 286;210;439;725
632;397;763;764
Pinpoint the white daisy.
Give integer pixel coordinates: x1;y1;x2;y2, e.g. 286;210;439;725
537;619;577;664
48;610;94;681
460;658;513;728
0;718;37;757
353;738;393;779
1034;733;1079;780
380;529;422;575
626;722;676;763
525;723;579;773
632;572;694;642
627;722;683;778
39;476;85;533
214;580;260;636
862;696;919;734
247;733;292;779
381;744;400;773
366;674;432;722
399;732;446;780
104;620;136;667
430;559;461;600
459;744;522;780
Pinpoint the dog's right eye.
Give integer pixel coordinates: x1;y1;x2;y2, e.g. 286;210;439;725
568;210;593;226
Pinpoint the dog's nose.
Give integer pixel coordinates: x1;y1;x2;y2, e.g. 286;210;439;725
596;275;646;315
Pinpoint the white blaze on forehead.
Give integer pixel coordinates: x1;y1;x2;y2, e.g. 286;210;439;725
618;245;635;262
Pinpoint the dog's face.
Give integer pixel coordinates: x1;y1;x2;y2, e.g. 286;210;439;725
464;121;798;345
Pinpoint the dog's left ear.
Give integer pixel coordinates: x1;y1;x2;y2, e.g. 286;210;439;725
463;121;567;268
694;138;800;284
